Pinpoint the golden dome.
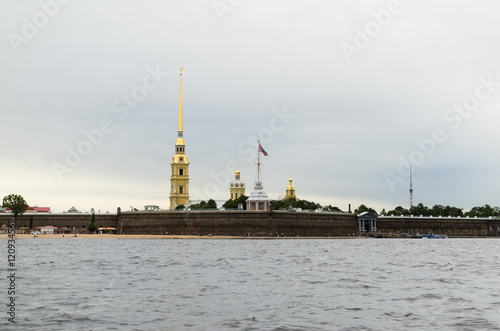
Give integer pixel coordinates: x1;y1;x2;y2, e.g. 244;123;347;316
287;174;294;190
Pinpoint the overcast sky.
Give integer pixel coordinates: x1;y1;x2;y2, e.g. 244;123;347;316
1;0;499;213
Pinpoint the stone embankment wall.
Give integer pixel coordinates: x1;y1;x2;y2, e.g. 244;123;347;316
1;212;499;237
377;216;500;236
118;210;357;236
0;213;117;230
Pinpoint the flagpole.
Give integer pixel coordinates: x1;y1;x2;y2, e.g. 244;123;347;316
257;140;261;181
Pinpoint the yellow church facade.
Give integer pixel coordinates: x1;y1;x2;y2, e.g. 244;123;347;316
230;167;245;200
169;68;190;209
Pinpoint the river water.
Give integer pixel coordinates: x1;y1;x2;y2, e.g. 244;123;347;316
2;238;500;330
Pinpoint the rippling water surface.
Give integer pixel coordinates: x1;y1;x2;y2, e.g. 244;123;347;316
2;238;500;330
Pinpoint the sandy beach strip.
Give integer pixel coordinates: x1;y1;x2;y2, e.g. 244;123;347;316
0;233;360;240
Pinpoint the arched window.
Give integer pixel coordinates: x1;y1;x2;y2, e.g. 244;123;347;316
235;193;238;199
179;186;184;194
179;169;184;176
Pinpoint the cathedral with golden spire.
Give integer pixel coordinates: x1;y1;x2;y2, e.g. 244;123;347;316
169;68;190;209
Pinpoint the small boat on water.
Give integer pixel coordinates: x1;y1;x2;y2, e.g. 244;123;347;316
422;234;448;239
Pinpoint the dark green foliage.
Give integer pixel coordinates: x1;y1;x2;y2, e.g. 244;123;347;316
223;195;248;209
190;199;218;210
205;199;217;209
175;204;186;210
323;205;343;212
271;198;321;211
465;204;499;217
87;213;97;232
2;194;28;217
386;205;409;216
189;201;205;209
356;204;378;215
380;203;500;217
409;203;431;216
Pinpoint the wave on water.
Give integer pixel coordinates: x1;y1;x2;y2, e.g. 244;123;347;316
2;238;500;330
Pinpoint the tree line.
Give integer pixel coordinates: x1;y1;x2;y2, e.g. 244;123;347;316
359;203;500;218
3;193;497;218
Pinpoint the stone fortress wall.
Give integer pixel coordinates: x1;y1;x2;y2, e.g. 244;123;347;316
376;215;500;236
0;211;499;237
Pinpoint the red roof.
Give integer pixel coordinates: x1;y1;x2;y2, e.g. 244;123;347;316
33;207;50;212
8;206;50;212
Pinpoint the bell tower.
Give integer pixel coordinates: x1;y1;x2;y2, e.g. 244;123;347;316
229;167;245;200
169;68;190;209
285;174;298;201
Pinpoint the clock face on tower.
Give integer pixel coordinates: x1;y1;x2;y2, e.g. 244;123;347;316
179;157;184;162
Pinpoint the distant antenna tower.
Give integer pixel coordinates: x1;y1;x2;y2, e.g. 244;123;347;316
409;166;413;209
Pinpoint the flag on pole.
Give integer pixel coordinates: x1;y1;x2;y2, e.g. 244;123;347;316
259;143;268;156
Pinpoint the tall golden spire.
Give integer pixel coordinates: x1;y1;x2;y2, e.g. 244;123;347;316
178;67;184;132
170;67;189;210
176;67;185;146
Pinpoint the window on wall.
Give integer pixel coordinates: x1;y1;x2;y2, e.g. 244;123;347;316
235;193;238;198
179;168;184;176
179;186;184;194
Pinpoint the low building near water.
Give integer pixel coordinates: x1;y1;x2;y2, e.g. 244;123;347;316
357;212;377;233
40;225;58;234
144;205;160;211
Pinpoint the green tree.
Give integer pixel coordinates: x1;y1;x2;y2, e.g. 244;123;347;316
189;201;205;210
410;203;431;216
205;199;217;209
270;199;290;210
323;205;343;212
465;204;495;217
223;195;248;209
447;206;464;217
270;198;322;211
175;204;186;210
356;204;377;215
430;205;463;217
386;205;409;216
430;204;445;216
2;194;28;227
296;199;321;210
87;213;97;233
190;200;218;210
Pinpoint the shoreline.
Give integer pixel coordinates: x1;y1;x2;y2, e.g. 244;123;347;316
2;233;363;240
0;234;496;240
